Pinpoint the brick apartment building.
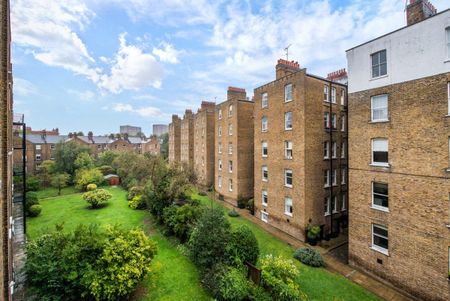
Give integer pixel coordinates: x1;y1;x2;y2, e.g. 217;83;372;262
253;59;348;242
180;109;195;165
169;115;181;164
193;101;215;187
1;0;14;299
346;1;450;300
67;134;110;157
215;87;254;202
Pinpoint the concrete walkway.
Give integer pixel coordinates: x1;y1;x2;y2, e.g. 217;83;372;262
12;197;27;301
216;198;414;301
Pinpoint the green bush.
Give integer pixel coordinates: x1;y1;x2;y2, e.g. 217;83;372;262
227;225;259;266
25;191;39;212
98;165;115;175
293;247;325;267
188;207;231;270
85;227;157;300
260;255;306;301
75;168;104;191
249;286;272;301
28;204;42;217
306;224;321;240
128;195;146;210
86;183;97;191
163;203;203;242
83;189;112;209
218;267;250;301
26;225;157;301
237;196;247;209
26;176;41;191
127;186;144;200
228;209;240;217
246;199;255;215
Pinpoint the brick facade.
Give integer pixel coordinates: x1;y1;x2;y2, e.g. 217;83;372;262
215;87;254;202
194;101;215;187
169;114;181;164
253;60;348;241
180;110;195;165
348;73;450;301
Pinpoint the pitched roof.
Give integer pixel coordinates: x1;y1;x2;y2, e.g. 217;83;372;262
24;134;68;144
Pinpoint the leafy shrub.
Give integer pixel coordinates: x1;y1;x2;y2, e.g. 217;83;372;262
227;225;259;266
74;152;94;170
75;168;104;191
246;199;255;215
28;205;42;217
128;195;146;210
26;225;157;301
98;165;115;175
25;191;39;212
228;209;240;217
260;255;306;301
306;224;321;240
163;203;203;242
218;267;250;301
86;183;97;191
83;189;112;209
127;186;144;200
237;196;247;209
293;247;325;267
249;286;272;301
85;227;157;300
188;207;231;270
26;176;41;191
51;173;70;195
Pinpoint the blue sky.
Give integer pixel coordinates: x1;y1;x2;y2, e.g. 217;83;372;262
11;0;448;136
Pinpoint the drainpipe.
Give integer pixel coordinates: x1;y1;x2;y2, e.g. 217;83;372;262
328;82;333;238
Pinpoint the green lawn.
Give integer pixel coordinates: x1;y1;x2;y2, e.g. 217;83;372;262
34;186;78;199
191;193;381;301
27;187;210;301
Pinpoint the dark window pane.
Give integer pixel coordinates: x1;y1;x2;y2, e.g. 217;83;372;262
380;63;387;76
374;236;388;249
372;66;379;78
374;195;388;207
374;226;388;237
372;53;379;65
380;50;386;63
373;151;388;163
373;183;388;195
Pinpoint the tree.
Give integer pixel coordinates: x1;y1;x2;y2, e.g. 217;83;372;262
83;189;112;208
38;160;56;187
75;168;104;191
160;133;169;159
74;152;94;170
51;173;70;195
188;207;231;270
96;150;119;167
76;131;84;136
53;141;90;176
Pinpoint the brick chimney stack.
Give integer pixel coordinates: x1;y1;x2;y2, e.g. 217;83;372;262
172;114;180;122
406;0;437;26
200;101;216;112
276;59;300;79
227;86;247;101
327;68;348;84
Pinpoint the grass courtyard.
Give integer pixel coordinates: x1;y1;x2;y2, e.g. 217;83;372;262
27;186;380;301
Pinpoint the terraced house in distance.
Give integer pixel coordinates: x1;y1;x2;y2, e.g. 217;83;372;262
346;1;450;300
253;59;348;242
215;87;254;203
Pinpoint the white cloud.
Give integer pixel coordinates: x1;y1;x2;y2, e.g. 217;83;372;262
98;34;164;93
153;43;180;64
112;103;162;117
14;78;38;96
67;89;97;101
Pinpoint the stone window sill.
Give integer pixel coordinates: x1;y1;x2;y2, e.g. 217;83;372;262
370;163;390;168
370;74;388;81
371;205;389;213
369;120;389;124
370;246;389;256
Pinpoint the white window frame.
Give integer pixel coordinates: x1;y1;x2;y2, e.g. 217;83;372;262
341;115;345;132
261;116;268;132
371;94;388;122
218;109;222;120
228;160;233;173
262;165;268;182
262;141;268;157
284;84;293;102
284;169;293;188
371;50;387;78
218;159;222;171
341;168;346;185
228;123;233;136
228;104;233;117
229;179;233;191
323;85;329;102
372;224;389;255
332;196;338;213
324;112;330;129
341;89;345;106
324;141;329;159
332;169;337;186
218;142;222;154
218;176;222;188
447;82;450;115
262;92;268;108
285;141;293;159
228;142;233;154
36;144;41;150
262;190;268;207
331;141;337;158
371;138;389;167
261;211;269;223
324;170;330;187
372;182;389;212
331;113;337;129
284;197;293;216
331;87;336;104
324;197;331;216
446;27;450;60
285;112;293;130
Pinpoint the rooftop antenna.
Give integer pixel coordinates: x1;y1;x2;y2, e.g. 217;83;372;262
284;44;292;61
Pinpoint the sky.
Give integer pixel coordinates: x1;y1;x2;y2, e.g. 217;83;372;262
11;0;449;136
